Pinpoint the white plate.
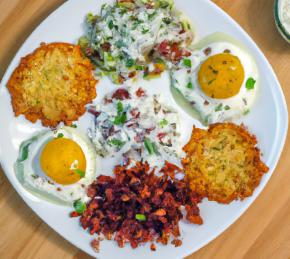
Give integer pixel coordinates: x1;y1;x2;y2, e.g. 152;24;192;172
0;0;288;258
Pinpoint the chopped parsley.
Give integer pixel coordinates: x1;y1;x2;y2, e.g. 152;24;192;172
57;133;64;138
135;214;146;221
108;20;114;30
187;81;193;89
246;77;256;90
74;169;85;178
108;138;126;148
114;113;127;125
126;58;135;68
215;103;223;112
159;119;169;127
162;17;171;24
243;109;250;115
183;58;192;68
224;105;231;110
73;200;86;214
136;65;144;71
117;101;124;113
71;124;77;128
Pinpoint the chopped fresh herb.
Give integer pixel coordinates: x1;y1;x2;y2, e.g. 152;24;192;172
135;65;144;71
224;105;231;110
57;133;64;138
126;58;135;68
159;119;169;127
208;79;216;85
144;138;155;155
108;138;126;148
114;113;127;125
74;169;85;178
215;103;223;112
243;109;250;115
117;101;123;113
148;10;157;20
135;214;146;221
159;1;169;8
142;28;150;34
187;81;193;89
246;77;256;90
183;58;192;68
19;143;30;162
162;17;171;24
108;20;114;30
71;124;77;128
73;200;86;214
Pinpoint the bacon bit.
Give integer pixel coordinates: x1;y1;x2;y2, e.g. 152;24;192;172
101;42;111;52
91;239;100;253
224;49;231;53
157;132;167;142
118;74;126;84
88;107;101;117
203;47;212;56
70;211;79;217
145;127;155;134
171;239;182;247
112;88;130;100
128;71;137;78
56;187;62;191
158;41;170;56
104;97;113;104
179;29;186;34
150;243;156;251
204;100;210;106
130;108;140;118
75;161;203;250
135;87;146;97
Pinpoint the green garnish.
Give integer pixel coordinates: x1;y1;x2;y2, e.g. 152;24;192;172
187;81;193;89
57;133;64;138
74;169;85;178
142;28;150;34
108;138;126;148
224;105;231;110
162;17;171;24
126;58;135;68
183;58;192;68
71;124;77;128
159;119;169;127
136;65;144;71
135;214;146;221
246;77;256;90
73;200;86;214
243;109;250;115
215;103;223;112
144;138;156;155
117;101;124;113
108;20;114;30
19;143;30;162
114;113;127;125
148;10;157;20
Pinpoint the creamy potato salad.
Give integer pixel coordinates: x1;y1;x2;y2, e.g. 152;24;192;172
79;0;193;83
88;86;182;168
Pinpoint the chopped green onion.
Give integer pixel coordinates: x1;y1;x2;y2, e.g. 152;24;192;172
18;143;30;162
74;169;85;178
162;17;171;24
246;77;256;90
117;101;123;114
142;28;150;34
183;58;192;68
224;105;231;110
144;138;155;155
135;214;146;221
73;200;86;214
108;20;114;30
71;124;77;128
243;109;250;115
187;81;193;89
136;65;144;71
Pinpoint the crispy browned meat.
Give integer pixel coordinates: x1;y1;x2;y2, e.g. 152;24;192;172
182;123;269;204
71;161;203;250
7;42;97;127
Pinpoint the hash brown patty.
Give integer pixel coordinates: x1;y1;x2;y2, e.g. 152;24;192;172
182;123;269;204
7;42;97;127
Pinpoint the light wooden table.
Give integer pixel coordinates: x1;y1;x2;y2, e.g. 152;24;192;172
0;0;289;258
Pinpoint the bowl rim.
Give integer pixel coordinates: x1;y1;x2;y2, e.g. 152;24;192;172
274;0;290;42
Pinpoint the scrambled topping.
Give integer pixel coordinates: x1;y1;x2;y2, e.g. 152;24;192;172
71;160;203;250
88;86;181;168
79;0;193;83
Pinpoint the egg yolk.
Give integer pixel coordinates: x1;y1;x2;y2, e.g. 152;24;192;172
40;138;86;185
198;53;245;99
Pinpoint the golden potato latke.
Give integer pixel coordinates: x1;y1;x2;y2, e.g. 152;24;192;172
182;123;269;204
7;42;97;127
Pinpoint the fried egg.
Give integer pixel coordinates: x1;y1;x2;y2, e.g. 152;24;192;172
15;127;96;205
170;34;258;124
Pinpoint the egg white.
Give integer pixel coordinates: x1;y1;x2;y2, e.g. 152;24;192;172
15;127;96;205
171;40;258;124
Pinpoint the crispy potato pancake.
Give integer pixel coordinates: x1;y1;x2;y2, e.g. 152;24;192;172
7;42;97;127
182;123;269;204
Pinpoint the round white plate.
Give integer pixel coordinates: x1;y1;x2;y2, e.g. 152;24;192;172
0;0;288;258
